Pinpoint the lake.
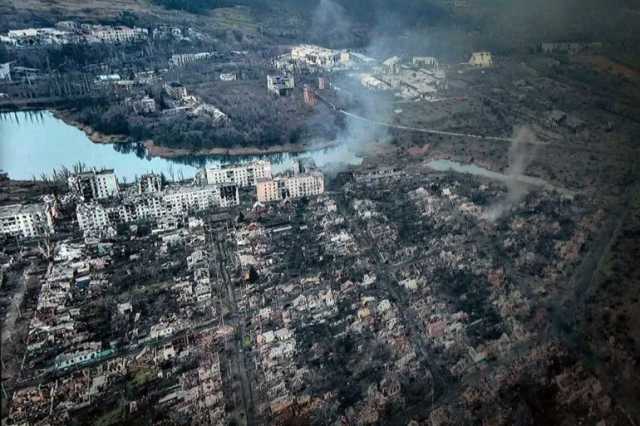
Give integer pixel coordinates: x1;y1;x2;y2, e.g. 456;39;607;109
0;111;363;181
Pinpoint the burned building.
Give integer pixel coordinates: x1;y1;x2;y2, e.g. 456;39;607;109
267;74;295;96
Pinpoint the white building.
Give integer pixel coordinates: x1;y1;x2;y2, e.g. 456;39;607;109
412;56;439;69
163;184;239;211
383;56;401;75
290;45;350;69
0;62;11;80
469;51;493;67
256;172;324;203
169;52;214;67
0;204;53;238
164;82;188;99
76;184;239;235
76;203;111;235
267;74;295;96
220;73;237;81
200;161;272;188
88;25;147;44
68;170;119;200
132;96;157;114
138;173;163;194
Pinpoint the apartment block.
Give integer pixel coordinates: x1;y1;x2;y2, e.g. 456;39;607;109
0;204;53;238
138;173;163;194
201;161;272;188
256;172;324;203
76;184;239;235
68;170;119;201
267;75;295;96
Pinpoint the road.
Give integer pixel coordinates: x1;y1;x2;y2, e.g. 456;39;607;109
312;89;516;143
208;224;256;425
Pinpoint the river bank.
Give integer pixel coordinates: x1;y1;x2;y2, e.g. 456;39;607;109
53;109;340;158
52;109;131;145
1;110;364;181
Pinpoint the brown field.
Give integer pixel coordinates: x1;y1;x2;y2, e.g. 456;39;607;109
574;55;640;83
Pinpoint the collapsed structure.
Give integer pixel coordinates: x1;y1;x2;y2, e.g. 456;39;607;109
267;74;295;96
68;170;119;201
76;184;239;236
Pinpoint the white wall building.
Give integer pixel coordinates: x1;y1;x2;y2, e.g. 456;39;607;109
0;204;53;238
169;52;214;67
68;170;119;201
88;26;148;44
76;184;239;235
201;161;272;188
0;62;11;80
256;172;324;203
138;173;163;194
267;75;295;96
290;45;350;69
469;51;493;67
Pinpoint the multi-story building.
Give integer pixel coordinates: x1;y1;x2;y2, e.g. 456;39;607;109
0;204;53;238
304;85;317;107
138;173;163;194
87;25;148;44
76;202;111;235
200;161;272;188
169;52;214;67
267;74;295;96
76;184;239;235
469;51;493;67
68;170;119;201
256;172;324;203
163;184;239;212
131;96;157;114
164;82;188;99
92;170;119;199
290;45;350;69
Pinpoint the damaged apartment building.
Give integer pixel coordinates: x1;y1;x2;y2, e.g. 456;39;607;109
68;169;119;201
0;203;54;238
275;44;352;72
74;172;239;237
197;160;272;187
256;172;325;203
267;74;295;96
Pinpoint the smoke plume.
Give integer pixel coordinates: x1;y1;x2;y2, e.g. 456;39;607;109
485;126;539;222
311;0;352;47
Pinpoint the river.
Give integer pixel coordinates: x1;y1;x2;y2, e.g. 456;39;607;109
0;110;363;181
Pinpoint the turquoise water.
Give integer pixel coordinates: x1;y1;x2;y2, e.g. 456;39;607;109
0;111;363;181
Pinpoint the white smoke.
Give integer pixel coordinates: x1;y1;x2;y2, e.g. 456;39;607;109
485;126;539;222
311;0;351;45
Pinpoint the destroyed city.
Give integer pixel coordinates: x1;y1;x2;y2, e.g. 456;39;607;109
2;0;640;425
